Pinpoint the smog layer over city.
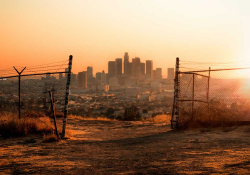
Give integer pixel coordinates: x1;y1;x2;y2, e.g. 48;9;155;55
1;0;250;174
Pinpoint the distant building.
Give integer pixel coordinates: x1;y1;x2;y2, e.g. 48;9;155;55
154;68;162;79
128;62;132;76
115;58;122;76
87;66;93;78
168;68;175;80
151;82;162;92
146;60;153;79
101;70;106;82
78;71;87;89
153;70;157;79
105;73;109;81
108;61;116;79
124;52;129;75
109;77;119;86
140;62;145;75
124;78;137;86
96;72;102;81
71;73;77;84
98;84;109;91
132;57;140;77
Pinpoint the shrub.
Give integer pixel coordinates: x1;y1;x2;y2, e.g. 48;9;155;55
123;105;141;121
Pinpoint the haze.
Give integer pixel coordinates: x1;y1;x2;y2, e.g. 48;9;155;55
1;0;250;76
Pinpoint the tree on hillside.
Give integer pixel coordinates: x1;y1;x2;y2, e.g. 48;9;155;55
123;105;141;121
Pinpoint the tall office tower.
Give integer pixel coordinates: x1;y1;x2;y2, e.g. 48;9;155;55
146;60;153;79
153;70;157;79
108;61;116;79
128;62;132;76
106;73;109;81
78;71;87;89
168;68;175;80
115;58;122;76
140;63;145;75
96;72;102;81
132;57;140;77
87;66;93;78
155;68;162;79
101;70;106;82
71;73;77;84
124;52;129;75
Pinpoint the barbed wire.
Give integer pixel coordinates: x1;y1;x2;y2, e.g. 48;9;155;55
0;60;69;78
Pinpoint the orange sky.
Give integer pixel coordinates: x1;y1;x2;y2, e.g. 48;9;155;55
1;0;250;76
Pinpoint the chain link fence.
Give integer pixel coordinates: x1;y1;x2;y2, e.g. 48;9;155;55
0;59;70;118
172;58;250;128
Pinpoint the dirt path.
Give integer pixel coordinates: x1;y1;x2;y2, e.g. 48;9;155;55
1;119;250;174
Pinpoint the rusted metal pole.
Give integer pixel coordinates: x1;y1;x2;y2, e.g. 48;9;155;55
208;67;211;115
61;55;73;138
49;90;60;140
192;73;195;120
13;67;26;119
18;75;21;118
171;57;179;129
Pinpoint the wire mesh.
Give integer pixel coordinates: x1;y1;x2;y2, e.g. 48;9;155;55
178;60;250;127
0;60;69;117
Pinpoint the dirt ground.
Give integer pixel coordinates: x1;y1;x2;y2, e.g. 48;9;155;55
1;118;250;175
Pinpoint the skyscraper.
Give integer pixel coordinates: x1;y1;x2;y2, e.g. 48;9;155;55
78;71;87;89
124;52;129;75
168;68;175;80
128;62;132;76
71;73;77;84
140;63;145;75
132;57;140;77
108;61;116;79
115;58;122;76
87;66;93;78
101;70;106;82
146;60;153;79
96;72;102;81
156;68;162;79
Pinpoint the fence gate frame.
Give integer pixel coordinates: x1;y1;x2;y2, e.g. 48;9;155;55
171;58;211;129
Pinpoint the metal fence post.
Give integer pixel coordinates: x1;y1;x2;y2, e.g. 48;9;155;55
207;67;211;116
13;67;26;119
171;57;180;129
61;55;73;138
192;73;195;120
49;90;60;139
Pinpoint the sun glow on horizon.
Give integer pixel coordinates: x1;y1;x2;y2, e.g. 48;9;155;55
0;0;250;75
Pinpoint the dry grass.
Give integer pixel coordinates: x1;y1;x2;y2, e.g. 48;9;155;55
43;133;60;143
68;115;115;121
179;100;250;129
0;113;54;138
144;115;171;123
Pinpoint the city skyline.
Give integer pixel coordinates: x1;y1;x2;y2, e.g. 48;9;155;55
76;52;174;79
77;52;173;78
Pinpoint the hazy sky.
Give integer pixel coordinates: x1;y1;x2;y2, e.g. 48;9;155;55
1;0;250;76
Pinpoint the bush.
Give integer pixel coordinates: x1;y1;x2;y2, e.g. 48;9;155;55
123;105;141;121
